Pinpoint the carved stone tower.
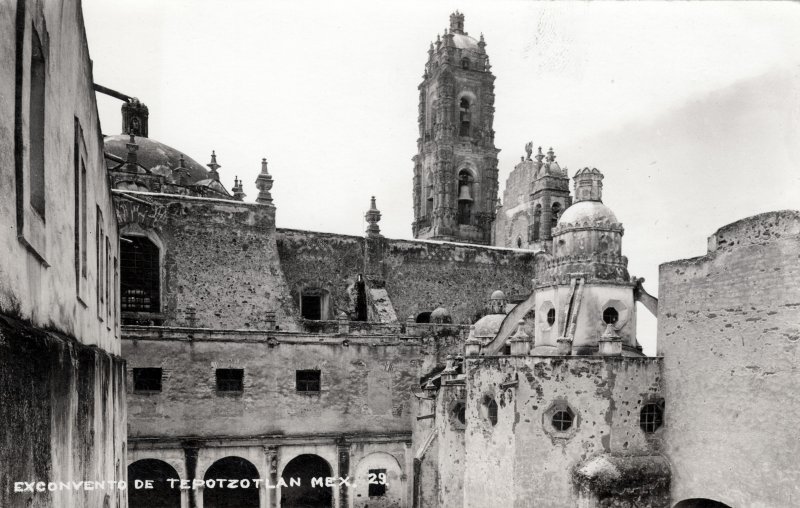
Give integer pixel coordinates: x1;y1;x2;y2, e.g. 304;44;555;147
412;11;500;244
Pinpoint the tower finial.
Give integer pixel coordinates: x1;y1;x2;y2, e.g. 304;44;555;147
255;158;274;204
365;196;382;238
449;11;465;35
206;150;221;181
123;134;139;173
232;175;246;201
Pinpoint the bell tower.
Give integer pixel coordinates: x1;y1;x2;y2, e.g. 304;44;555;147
412;12;500;245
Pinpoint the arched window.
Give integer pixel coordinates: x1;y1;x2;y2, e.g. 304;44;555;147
547;308;555;326
425;172;434;216
461;58;470;70
533;204;542;242
120;236;160;315
516;237;522;248
459;98;471;137
457;169;474;225
485;397;498;426
415;312;431;323
551;202;562;232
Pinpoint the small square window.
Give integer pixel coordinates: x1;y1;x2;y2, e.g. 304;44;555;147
216;369;244;392
368;469;387;497
133;368;162;392
296;370;321;392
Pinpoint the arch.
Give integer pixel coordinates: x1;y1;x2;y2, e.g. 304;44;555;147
459;97;471;136
415;311;431;323
550;201;562;232
128;459;181;508
457;169;475;225
461;57;470;70
352;452;404;507
281;454;333;508
533;204;542;242
674;500;732;508
203;456;260;508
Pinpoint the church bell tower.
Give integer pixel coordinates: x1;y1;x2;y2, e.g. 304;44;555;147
412;11;500;244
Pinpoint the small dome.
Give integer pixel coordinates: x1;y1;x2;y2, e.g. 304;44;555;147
472;314;505;339
452;33;479;51
104;135;209;184
558;201;618;226
430;307;451;324
490;290;506;301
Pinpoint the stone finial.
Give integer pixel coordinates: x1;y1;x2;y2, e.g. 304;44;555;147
449;10;465;34
255;158;274;204
123;134;139;173
232;175;246;201
478;32;486;51
598;323;623;356
546;147;556;163
509;319;532;355
174;154;190;185
556;335;573;355
365;196;382;237
206;150;221;181
465;325;481;356
525;141;533;161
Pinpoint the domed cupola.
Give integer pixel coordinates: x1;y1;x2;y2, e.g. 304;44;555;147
545;168;629;283
471;290;508;342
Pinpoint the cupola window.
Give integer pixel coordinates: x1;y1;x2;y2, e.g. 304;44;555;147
603;307;619;325
551;409;574;431
461;58;470;70
640;400;664;433
459;98;471;137
547;308;555;326
550;202;562;232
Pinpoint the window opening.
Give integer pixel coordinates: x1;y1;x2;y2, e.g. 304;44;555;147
533;204;542;242
453;402;466;425
547;308;555;326
550;202;562;232
355;274;367;321
459;98;471;137
457;169;474;225
121;236;160;313
461;58;470;70
296;369;321;392
301;288;325;320
216;368;244;392
603;307;619;325
552;409;573;431
415;312;431;324
486;398;498;426
29;27;46;218
133;368;162;392
640;401;664;433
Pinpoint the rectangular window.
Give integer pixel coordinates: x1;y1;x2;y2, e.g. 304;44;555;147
296;369;321;392
73;118;81;289
80;162;87;277
113;256;118;334
96;206;104;319
120;236;161;313
29;26;45;218
301;293;322;320
105;236;111;325
216;369;244;392
132;368;162;392
368;469;387;497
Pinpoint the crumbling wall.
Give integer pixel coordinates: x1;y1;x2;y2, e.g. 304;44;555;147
0;314;127;508
461;356;665;508
659;210;800;508
116;195;297;330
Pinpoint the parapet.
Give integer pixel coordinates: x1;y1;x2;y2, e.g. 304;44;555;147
707;210;800;254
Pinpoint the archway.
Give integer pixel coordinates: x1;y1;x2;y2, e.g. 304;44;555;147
203;456;260;508
128;459;180;508
281;454;333;508
674;499;733;508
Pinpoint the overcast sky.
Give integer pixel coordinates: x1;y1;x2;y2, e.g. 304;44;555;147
83;1;800;355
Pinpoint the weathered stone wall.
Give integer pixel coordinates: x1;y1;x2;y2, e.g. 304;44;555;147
123;329;461;438
0;314;127;508
0;0;120;353
277;229;537;325
659;210;800;508
494;159;534;249
116;193;298;330
461;356;665;508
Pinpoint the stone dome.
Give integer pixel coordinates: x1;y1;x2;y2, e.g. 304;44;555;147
430;307;452;324
490;290;506;301
104;135;209;184
558;200;618;226
452;33;479;51
472;313;505;339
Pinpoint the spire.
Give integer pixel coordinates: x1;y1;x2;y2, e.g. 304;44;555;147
546;147;556;163
449;11;465;34
232;175;246;201
478;32;486;52
255;158;274;204
206;150;221;181
365;196;382;238
123;133;139;173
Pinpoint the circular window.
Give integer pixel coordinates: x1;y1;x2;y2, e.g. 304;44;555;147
484;397;498;426
551;410;573;431
547;308;556;326
640;401;664;433
453;402;466;425
603;307;619;325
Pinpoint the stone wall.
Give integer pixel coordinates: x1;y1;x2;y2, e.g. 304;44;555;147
123;328;464;438
0;314;127;508
277;229;537;325
461;356;666;508
659;210;800;508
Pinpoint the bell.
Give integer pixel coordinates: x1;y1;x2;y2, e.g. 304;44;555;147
458;184;473;202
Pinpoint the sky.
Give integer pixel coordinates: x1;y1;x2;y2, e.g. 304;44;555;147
82;1;800;355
